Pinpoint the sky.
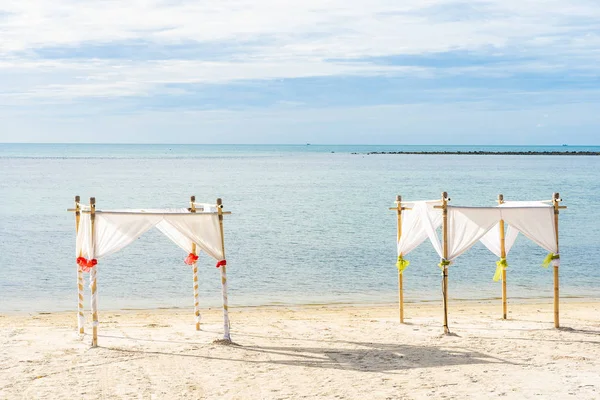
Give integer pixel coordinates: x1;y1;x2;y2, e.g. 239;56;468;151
1;0;599;144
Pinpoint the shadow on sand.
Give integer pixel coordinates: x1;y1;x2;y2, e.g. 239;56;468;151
98;334;510;373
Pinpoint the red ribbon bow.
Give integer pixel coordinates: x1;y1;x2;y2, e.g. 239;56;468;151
216;260;227;269
76;257;97;272
184;253;199;265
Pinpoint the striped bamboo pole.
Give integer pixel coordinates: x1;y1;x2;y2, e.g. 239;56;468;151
90;197;98;347
217;198;231;342
395;195;404;323
75;196;85;334
442;192;450;334
498;194;507;319
553;192;560;328
190;196;200;331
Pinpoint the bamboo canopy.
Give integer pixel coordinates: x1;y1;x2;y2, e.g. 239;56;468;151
391;192;565;332
69;196;232;347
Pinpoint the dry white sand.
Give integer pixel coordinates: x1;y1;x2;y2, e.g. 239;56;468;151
1;300;599;399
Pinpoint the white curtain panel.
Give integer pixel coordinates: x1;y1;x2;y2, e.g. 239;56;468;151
500;206;557;254
478;201;551;257
446;207;501;261
454;203;557;262
397;201;442;257
76;213;158;259
155;220;194;255
160;214;224;261
479;223;519;257
417;201;445;258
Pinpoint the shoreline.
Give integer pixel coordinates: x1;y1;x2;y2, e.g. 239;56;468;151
3;296;599;316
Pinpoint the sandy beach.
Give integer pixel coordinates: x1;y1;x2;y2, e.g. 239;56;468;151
1;300;599;399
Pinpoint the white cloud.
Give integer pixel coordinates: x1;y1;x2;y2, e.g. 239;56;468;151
0;0;599;101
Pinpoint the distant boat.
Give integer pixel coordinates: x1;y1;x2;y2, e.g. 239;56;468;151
306;143;311;146
562;144;568;146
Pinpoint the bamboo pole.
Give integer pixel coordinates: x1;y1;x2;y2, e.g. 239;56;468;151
498;194;507;320
395;195;404;323
66;210;231;215
75;196;85;335
553;192;560;328
90;197;98;347
190;196;200;331
216;198;232;342
441;192;450;334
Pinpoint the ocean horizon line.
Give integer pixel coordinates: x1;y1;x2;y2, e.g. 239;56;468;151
2;143;600;147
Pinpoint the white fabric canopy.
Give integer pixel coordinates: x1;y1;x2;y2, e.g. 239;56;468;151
76;208;225;262
396;201;558;269
73;204;232;344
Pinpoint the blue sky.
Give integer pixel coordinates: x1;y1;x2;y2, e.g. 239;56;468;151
1;1;599;144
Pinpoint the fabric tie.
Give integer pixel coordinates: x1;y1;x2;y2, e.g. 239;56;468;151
542;253;560;268
396;255;410;274
493;258;508;282
438;259;451;271
184;253;199;265
76;257;97;272
216;260;227;268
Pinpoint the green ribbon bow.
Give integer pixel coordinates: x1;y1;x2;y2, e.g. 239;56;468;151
396;255;410;274
542;253;560;268
493;258;508;282
438;259;451;271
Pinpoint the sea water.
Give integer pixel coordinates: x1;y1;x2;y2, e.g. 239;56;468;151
1;144;599;312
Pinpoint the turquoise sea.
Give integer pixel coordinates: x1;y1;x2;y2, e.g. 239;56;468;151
1;144;599;312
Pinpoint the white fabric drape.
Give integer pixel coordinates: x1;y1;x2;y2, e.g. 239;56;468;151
397;201;442;257
76;209;225;262
418;202;445;258
479;224;519;257
393;198;559;271
446;207;501;260
159;214;224;260
499;205;557;254
78;213;160;259
429;205;557;263
154;209;194;254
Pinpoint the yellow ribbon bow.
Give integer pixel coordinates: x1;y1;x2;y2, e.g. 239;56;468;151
396;255;410;274
438;259;451;271
542;253;560;268
493;258;508;282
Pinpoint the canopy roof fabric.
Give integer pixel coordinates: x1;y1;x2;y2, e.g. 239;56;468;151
76;207;224;261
